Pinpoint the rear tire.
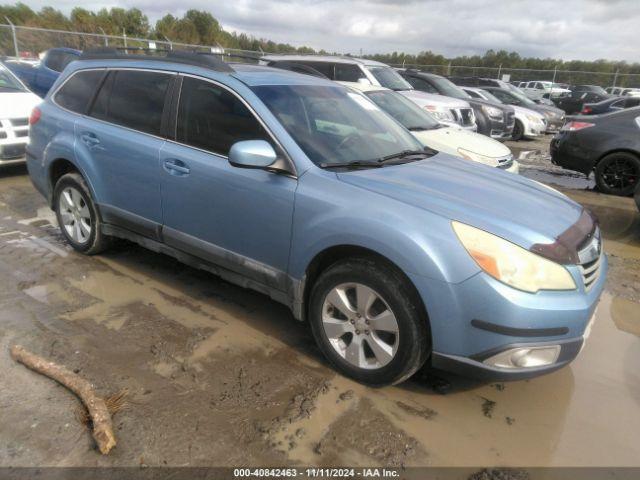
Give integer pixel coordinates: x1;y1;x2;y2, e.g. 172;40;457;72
595;152;640;196
308;257;430;386
512;119;524;141
53;173;111;255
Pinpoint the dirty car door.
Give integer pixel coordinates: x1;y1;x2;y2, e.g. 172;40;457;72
159;76;296;291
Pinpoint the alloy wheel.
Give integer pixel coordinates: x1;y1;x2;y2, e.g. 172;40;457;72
601;158;639;191
58;186;92;244
321;283;399;369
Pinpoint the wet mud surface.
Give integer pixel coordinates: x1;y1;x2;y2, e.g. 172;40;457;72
0;140;639;469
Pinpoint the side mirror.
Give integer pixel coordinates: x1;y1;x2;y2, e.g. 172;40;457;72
357;77;372;86
229;140;277;169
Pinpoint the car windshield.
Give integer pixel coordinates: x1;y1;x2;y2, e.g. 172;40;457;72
476;89;503;104
252;84;424;167
496;88;537;107
367;67;413;91
0;63;26;92
364;89;440;131
505;83;525;94
428;75;471;99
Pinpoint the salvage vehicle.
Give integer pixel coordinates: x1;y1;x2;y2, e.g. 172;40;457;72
263;55;477;131
551;107;640;196
396;69;515;140
462;87;546;140
5;48;81;98
580;96;640;115
553;85;610;115
519;81;571;101
340;81;517;172
28;50;606;385
480;86;566;133
0;61;41;166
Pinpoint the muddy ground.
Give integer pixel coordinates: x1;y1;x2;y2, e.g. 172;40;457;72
0;135;639;474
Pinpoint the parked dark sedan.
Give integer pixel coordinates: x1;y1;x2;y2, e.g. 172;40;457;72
581;96;640;115
635;183;640;213
479;86;566;133
397;70;514;140
551;107;640;196
553;85;611;115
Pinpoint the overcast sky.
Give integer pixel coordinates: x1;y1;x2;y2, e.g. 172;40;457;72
21;0;640;62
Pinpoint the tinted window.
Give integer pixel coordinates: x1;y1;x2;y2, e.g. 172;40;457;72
90;70;170;136
177;77;271;156
295;62;335;79
46;51;78;72
465;89;481;99
55;70;105;114
334;64;366;82
404;75;438;94
368;67;413;91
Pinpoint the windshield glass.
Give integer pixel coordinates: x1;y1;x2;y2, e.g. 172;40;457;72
368;66;413;91
0;63;26;92
364;90;440;131
495;88;537;107
428;76;470;99
477;89;503;104
253;84;423;167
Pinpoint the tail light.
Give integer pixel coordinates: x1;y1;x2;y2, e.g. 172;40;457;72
561;121;595;132
581;106;592;114
29;107;41;126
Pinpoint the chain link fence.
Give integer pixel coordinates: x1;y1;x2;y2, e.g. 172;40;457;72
2;24;640;88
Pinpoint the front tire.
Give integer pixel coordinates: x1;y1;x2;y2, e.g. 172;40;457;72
308;257;430;386
595;152;640;196
54;173;111;254
512;119;524;141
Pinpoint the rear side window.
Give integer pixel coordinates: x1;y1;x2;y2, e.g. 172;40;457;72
334;64;366;82
404;76;438;94
54;70;104;114
296;62;335;79
176;77;271;156
46;51;78;73
89;70;171;136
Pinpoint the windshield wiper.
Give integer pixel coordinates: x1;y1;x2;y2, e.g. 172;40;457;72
377;149;435;164
318;160;383;169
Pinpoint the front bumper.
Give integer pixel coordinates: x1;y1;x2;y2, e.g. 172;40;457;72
0;141;27;165
408;253;607;381
523;120;545;138
550;134;596;176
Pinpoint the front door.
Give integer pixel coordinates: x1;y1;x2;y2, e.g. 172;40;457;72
159;76;297;290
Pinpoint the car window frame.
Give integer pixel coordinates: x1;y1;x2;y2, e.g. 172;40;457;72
167;73;297;178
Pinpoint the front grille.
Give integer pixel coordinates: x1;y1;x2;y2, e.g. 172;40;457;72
0;131;6;140
15;130;28;138
10;118;28;127
577;227;603;292
459;108;474;126
0;143;26;159
496;156;514;170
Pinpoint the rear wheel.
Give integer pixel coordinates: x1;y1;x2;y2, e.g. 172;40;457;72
595;152;640;196
54;173;111;254
512;119;524;141
308;257;430;386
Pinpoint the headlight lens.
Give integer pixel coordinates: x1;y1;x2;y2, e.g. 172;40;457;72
452;221;576;293
457;148;500;166
526;114;541;123
424;105;455;122
482;105;504;121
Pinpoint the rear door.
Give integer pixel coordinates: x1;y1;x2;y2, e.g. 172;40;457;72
159;75;296;290
74;68;173;238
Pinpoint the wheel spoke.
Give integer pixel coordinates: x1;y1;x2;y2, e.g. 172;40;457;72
322;317;351;339
355;284;377;316
365;334;394;366
73;221;82;242
345;335;365;368
79;218;91;238
369;309;398;333
325;287;355;317
61;190;74;210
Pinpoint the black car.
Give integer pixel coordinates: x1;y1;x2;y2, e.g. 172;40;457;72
581;96;640;115
479;86;566;133
551;107;640;196
397;70;514;140
553;85;610;115
635;183;640;213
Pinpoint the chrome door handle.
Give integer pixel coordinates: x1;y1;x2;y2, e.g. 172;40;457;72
163;159;191;176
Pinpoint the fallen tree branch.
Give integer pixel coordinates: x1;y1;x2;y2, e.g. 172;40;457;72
10;344;116;454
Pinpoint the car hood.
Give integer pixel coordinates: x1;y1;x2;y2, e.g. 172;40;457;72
0;91;41;118
398;89;470;109
531;103;564;117
337;154;583;247
412;126;510;161
512;105;545;120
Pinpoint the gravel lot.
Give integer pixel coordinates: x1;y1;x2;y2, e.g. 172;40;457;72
1;135;639;471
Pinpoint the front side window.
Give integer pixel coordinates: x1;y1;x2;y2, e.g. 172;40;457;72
367;66;413;91
55;69;105;114
253;84;423;167
89;70;171;136
334;64;366;82
404;76;438;94
295;62;335;79
176;77;271;156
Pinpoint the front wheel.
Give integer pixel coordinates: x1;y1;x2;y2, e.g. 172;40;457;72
308;257;430;386
511;119;524;141
54;172;111;254
595;152;640;196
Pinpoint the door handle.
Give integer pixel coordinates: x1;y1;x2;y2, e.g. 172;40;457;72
81;132;100;147
163;159;191;176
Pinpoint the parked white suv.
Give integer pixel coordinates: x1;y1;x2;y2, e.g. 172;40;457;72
520;81;570;101
463;87;547;140
262;55;477;131
1;62;41;166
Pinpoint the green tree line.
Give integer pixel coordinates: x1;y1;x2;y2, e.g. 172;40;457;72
1;2;639;86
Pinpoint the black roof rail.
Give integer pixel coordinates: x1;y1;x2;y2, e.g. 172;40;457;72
266;60;329;79
79;47;234;73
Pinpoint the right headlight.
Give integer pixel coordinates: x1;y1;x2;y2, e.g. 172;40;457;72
525;114;541;123
424;105;455;122
481;105;504;121
452;222;576;293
